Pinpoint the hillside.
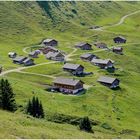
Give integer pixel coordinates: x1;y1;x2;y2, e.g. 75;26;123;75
0;1;140;139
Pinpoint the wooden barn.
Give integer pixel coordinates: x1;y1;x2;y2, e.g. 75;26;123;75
91;58;113;69
53;77;84;94
46;51;65;61
113;36;126;43
63;63;84;75
28;51;39;58
23;58;34;66
40;46;59;54
13;56;27;64
94;42;107;49
75;42;92;50
80;53;98;61
97;76;120;88
42;39;58;47
112;47;123;54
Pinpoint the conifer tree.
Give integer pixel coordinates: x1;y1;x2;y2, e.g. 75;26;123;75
79;116;93;132
26;96;44;118
0;79;16;111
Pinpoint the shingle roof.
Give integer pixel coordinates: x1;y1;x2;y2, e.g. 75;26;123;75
80;53;94;58
115;36;126;40
13;56;27;62
46;46;59;51
54;77;83;86
91;59;111;64
43;39;55;43
113;47;123;51
97;76;118;84
94;42;107;47
63;63;83;70
76;42;90;47
29;51;37;56
23;58;33;63
46;52;63;58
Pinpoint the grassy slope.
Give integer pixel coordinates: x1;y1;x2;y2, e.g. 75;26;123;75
0;1;140;139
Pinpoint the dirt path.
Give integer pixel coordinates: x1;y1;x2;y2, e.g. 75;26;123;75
93;10;140;31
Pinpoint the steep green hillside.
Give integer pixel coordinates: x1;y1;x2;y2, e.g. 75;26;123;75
0;1;140;139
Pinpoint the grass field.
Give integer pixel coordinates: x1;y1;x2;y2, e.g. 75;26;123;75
0;1;140;139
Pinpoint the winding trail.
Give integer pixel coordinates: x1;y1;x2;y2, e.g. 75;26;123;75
93;9;140;31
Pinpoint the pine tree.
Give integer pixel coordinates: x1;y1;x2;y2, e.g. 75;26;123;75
79;116;93;132
39;101;44;118
26;96;44;118
0;79;16;111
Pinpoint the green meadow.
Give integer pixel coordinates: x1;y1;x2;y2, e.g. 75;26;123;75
0;1;140;139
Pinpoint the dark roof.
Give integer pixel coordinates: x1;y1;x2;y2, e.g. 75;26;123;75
76;42;91;47
97;76;119;84
114;36;126;40
29;51;38;56
23;58;33;63
63;63;83;70
54;77;83;86
46;46;59;51
91;59;112;64
13;56;27;62
80;53;94;58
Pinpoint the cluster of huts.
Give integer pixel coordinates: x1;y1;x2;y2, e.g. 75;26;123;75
7;35;126;95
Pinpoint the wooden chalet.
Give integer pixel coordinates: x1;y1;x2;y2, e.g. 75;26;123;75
97;76;120;88
23;58;34;66
46;51;65;61
94;42;107;49
42;39;58;47
75;42;92;50
63;63;84;75
80;53;98;61
113;36;126;43
40;46;59;54
112;47;123;54
53;77;84;94
13;56;27;64
28;51;39;58
91;58;113;69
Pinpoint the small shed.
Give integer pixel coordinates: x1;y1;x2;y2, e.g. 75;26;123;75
91;58;113;69
46;51;65;61
97;76;120;88
53;77;84;94
63;63;84;75
75;42;92;50
42;39;58;47
8;52;17;58
113;36;126;43
80;53;98;61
